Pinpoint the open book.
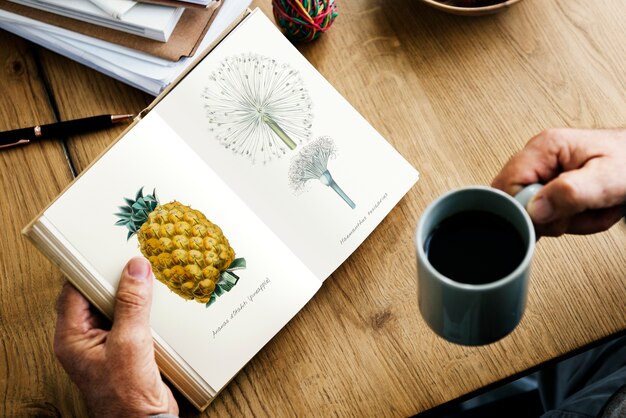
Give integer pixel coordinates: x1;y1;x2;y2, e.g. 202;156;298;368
24;8;419;411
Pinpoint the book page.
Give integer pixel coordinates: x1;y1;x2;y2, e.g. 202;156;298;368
155;9;419;281
44;111;321;391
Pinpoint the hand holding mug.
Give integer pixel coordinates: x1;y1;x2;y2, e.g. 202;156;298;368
492;128;626;236
416;128;626;346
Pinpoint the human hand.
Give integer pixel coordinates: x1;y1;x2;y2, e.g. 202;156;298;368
492;128;626;236
54;257;179;417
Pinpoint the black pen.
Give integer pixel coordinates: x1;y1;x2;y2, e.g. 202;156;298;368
0;114;134;150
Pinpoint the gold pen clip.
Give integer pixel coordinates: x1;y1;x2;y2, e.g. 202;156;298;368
0;139;30;149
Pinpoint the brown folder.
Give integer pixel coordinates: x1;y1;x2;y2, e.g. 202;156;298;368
0;0;222;61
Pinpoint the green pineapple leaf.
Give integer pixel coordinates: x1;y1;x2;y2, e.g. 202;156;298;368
132;201;148;211
205;257;246;308
228;258;246;270
116;187;159;241
218;272;238;291
206;294;218;307
213;286;226;297
131;212;146;222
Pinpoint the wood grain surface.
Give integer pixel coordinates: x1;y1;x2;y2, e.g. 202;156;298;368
0;31;84;417
1;0;625;416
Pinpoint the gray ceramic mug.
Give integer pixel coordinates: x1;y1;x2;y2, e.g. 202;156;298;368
416;184;542;346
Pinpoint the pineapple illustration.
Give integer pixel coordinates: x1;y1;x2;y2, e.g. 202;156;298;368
115;188;245;307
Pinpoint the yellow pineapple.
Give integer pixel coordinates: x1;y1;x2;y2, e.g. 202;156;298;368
116;188;245;306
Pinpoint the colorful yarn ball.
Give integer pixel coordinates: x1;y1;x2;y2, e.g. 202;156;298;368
272;0;338;42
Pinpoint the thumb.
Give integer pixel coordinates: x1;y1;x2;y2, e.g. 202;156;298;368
111;257;154;336
527;169;603;224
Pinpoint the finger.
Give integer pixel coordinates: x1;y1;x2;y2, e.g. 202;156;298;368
491;128;608;196
534;205;625;237
110;257;154;339
566;205;626;235
528;162;622;224
55;281;95;337
533;217;572;237
163;384;180;416
54;281;106;364
553;128;626;170
492;129;565;195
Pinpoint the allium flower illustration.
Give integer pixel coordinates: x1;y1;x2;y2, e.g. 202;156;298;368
289;136;356;209
202;53;313;164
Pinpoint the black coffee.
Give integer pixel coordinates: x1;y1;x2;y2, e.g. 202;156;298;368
425;210;526;285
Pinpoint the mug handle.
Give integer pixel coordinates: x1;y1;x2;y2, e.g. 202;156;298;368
514;183;544;210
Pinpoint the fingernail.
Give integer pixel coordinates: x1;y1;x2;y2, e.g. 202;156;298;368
528;196;554;223
507;185;524;197
128;257;151;280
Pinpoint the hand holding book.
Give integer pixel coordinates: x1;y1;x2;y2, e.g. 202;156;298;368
54;258;179;416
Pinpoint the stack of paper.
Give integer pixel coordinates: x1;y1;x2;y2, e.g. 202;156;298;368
11;0;185;42
89;0;137;19
0;0;252;95
9;0;184;41
145;0;214;6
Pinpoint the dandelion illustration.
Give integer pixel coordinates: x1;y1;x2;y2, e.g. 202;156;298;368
202;53;313;164
289;136;356;209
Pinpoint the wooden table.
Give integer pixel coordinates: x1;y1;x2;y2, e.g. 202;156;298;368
1;0;625;416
